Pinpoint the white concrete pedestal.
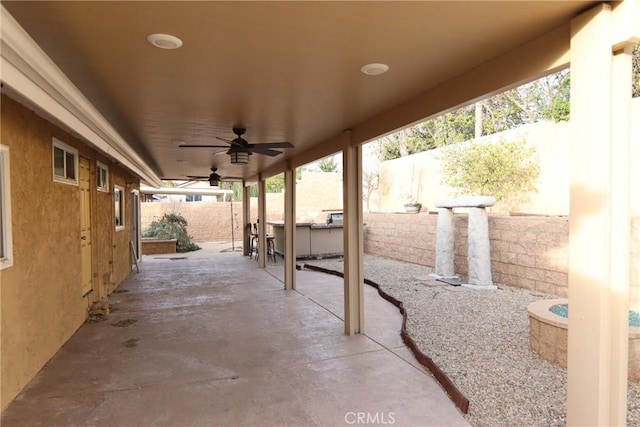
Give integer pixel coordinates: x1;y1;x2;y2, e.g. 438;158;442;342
434;196;496;290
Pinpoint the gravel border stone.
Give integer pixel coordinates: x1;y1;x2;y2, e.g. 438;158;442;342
305;255;640;427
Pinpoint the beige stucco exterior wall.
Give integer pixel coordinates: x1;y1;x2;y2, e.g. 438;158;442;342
0;96;140;409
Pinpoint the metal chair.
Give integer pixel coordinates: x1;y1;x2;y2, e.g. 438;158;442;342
247;223;258;259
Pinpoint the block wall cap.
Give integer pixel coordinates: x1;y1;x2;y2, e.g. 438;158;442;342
435;196;496;208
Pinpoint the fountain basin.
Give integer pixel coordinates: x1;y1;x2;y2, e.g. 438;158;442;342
528;298;640;381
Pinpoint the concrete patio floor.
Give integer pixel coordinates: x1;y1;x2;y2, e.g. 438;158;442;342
2;245;469;426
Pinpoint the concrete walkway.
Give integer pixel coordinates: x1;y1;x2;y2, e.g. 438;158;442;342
2;245;469;426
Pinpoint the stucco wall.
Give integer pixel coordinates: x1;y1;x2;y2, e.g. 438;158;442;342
363;212;639;309
0;96;140;409
376;121;571;215
141;201;244;243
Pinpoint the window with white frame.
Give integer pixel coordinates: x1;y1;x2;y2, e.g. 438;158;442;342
97;161;109;192
1;145;14;269
52;138;78;185
114;185;125;230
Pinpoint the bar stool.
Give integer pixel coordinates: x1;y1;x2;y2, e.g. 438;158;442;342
266;235;276;263
247;223;258;259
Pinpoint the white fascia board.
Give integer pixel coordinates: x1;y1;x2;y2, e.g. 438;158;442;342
0;6;162;187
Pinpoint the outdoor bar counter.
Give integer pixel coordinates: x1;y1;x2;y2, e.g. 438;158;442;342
268;221;343;259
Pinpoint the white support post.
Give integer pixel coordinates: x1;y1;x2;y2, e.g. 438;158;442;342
342;133;364;335
242;184;251;257
284;167;296;290
567;3;635;425
257;177;267;268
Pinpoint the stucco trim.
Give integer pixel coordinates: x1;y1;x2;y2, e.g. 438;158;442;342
0;6;162;187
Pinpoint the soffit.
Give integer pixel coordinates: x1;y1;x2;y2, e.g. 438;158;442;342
2;1;594;181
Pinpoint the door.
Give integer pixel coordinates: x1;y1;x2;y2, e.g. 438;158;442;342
130;189;140;263
79;157;93;295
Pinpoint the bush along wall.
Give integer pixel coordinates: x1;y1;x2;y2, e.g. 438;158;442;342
142;213;201;252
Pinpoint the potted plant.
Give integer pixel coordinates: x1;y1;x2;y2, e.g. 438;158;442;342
403;199;422;213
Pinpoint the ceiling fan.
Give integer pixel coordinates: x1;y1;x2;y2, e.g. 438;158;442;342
163;167;241;186
179;127;294;164
186;167;242;186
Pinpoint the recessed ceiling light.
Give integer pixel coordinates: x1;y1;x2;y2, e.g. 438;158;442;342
360;63;389;76
147;33;183;50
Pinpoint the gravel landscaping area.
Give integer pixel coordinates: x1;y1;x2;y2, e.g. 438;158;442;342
304;255;640;427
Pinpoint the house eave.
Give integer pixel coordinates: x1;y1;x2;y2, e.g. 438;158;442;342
0;5;162;187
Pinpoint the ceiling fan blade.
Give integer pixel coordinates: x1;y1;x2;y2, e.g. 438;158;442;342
250;146;283;157
221;176;243;181
179;144;230;148
215;137;234;144
185;176;209;180
250;142;294;149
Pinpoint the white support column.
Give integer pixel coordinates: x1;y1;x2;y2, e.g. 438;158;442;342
608;42;632;425
284;167;296;290
567;3;635;425
343;133;364;335
242;184;251;257
257;177;267;268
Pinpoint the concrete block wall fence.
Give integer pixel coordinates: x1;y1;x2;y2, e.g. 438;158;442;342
363;212;640;309
141;201;285;243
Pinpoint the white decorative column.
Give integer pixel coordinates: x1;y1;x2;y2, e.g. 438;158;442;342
284;167;296;290
433;196;496;289
567;3;636;425
257;177;267;268
467;206;493;288
342;132;364;335
242;184;251;257
434;207;455;278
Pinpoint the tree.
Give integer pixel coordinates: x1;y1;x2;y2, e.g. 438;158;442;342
362;164;380;212
318;155;338;172
440;139;540;203
376;69;571;162
266;174;285;193
220;181;243;201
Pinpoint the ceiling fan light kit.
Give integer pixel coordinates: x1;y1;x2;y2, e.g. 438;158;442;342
179;127;294;166
229;151;250;165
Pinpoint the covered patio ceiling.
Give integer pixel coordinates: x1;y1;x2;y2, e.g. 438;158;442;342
2;1;596;183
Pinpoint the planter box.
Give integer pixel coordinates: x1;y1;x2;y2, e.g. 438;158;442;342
141;238;177;255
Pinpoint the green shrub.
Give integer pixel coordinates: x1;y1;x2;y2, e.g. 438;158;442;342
440;139;540;203
142;213;200;252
